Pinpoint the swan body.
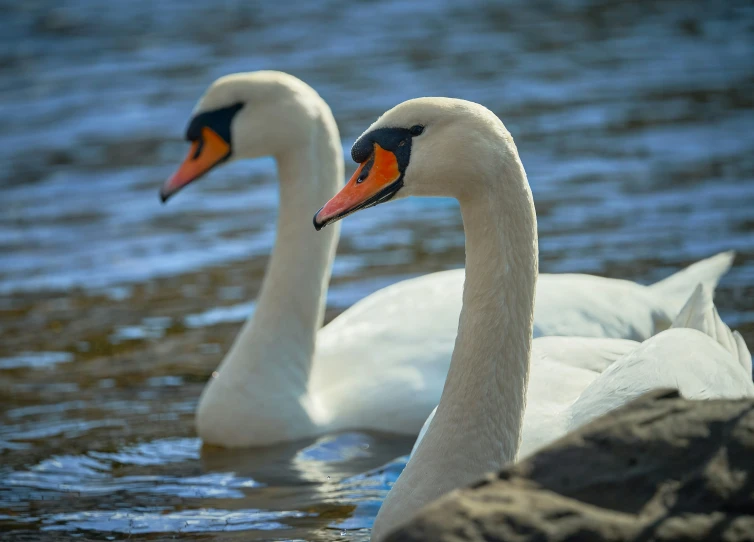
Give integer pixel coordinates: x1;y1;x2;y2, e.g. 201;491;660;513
163;72;734;448
413;285;753;462
311;97;753;541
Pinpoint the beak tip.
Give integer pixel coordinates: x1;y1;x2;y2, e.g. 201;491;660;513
159;188;171;204
313;213;324;231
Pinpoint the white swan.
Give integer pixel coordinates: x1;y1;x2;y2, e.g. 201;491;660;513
312;97;754;540
161;72;734;447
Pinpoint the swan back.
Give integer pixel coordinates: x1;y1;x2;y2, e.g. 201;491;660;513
569;287;754;431
671;284;752;376
649;251;735;318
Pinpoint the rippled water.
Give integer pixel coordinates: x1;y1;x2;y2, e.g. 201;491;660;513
1;0;753;540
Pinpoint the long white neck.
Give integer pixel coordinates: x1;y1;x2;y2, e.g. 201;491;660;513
196;111;343;445
241;136;342;390
372;146;538;540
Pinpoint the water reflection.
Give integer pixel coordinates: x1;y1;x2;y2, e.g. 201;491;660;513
1;431;410;539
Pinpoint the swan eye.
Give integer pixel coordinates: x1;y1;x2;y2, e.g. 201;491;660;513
409;125;424;136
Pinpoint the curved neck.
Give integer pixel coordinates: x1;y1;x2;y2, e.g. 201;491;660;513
224;114;343;396
373;146;538;540
438;179;538;464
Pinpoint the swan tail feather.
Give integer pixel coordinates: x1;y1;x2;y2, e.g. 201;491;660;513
648;251;734;315
671;284;752;376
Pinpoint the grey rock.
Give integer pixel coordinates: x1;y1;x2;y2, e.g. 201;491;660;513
384;389;754;542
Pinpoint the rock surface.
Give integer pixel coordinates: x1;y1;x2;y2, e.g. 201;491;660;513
384;389;754;542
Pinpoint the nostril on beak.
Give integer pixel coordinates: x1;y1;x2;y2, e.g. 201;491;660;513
355;154;376;184
192;138;204;160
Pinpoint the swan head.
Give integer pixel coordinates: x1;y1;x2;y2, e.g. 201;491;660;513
313;97;514;229
161;71;329;202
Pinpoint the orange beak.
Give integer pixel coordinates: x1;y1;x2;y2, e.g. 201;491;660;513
160;127;231;202
314;143;403;230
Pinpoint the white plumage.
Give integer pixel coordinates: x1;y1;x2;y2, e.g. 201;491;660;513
167;73;737;450
307;97;752;541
